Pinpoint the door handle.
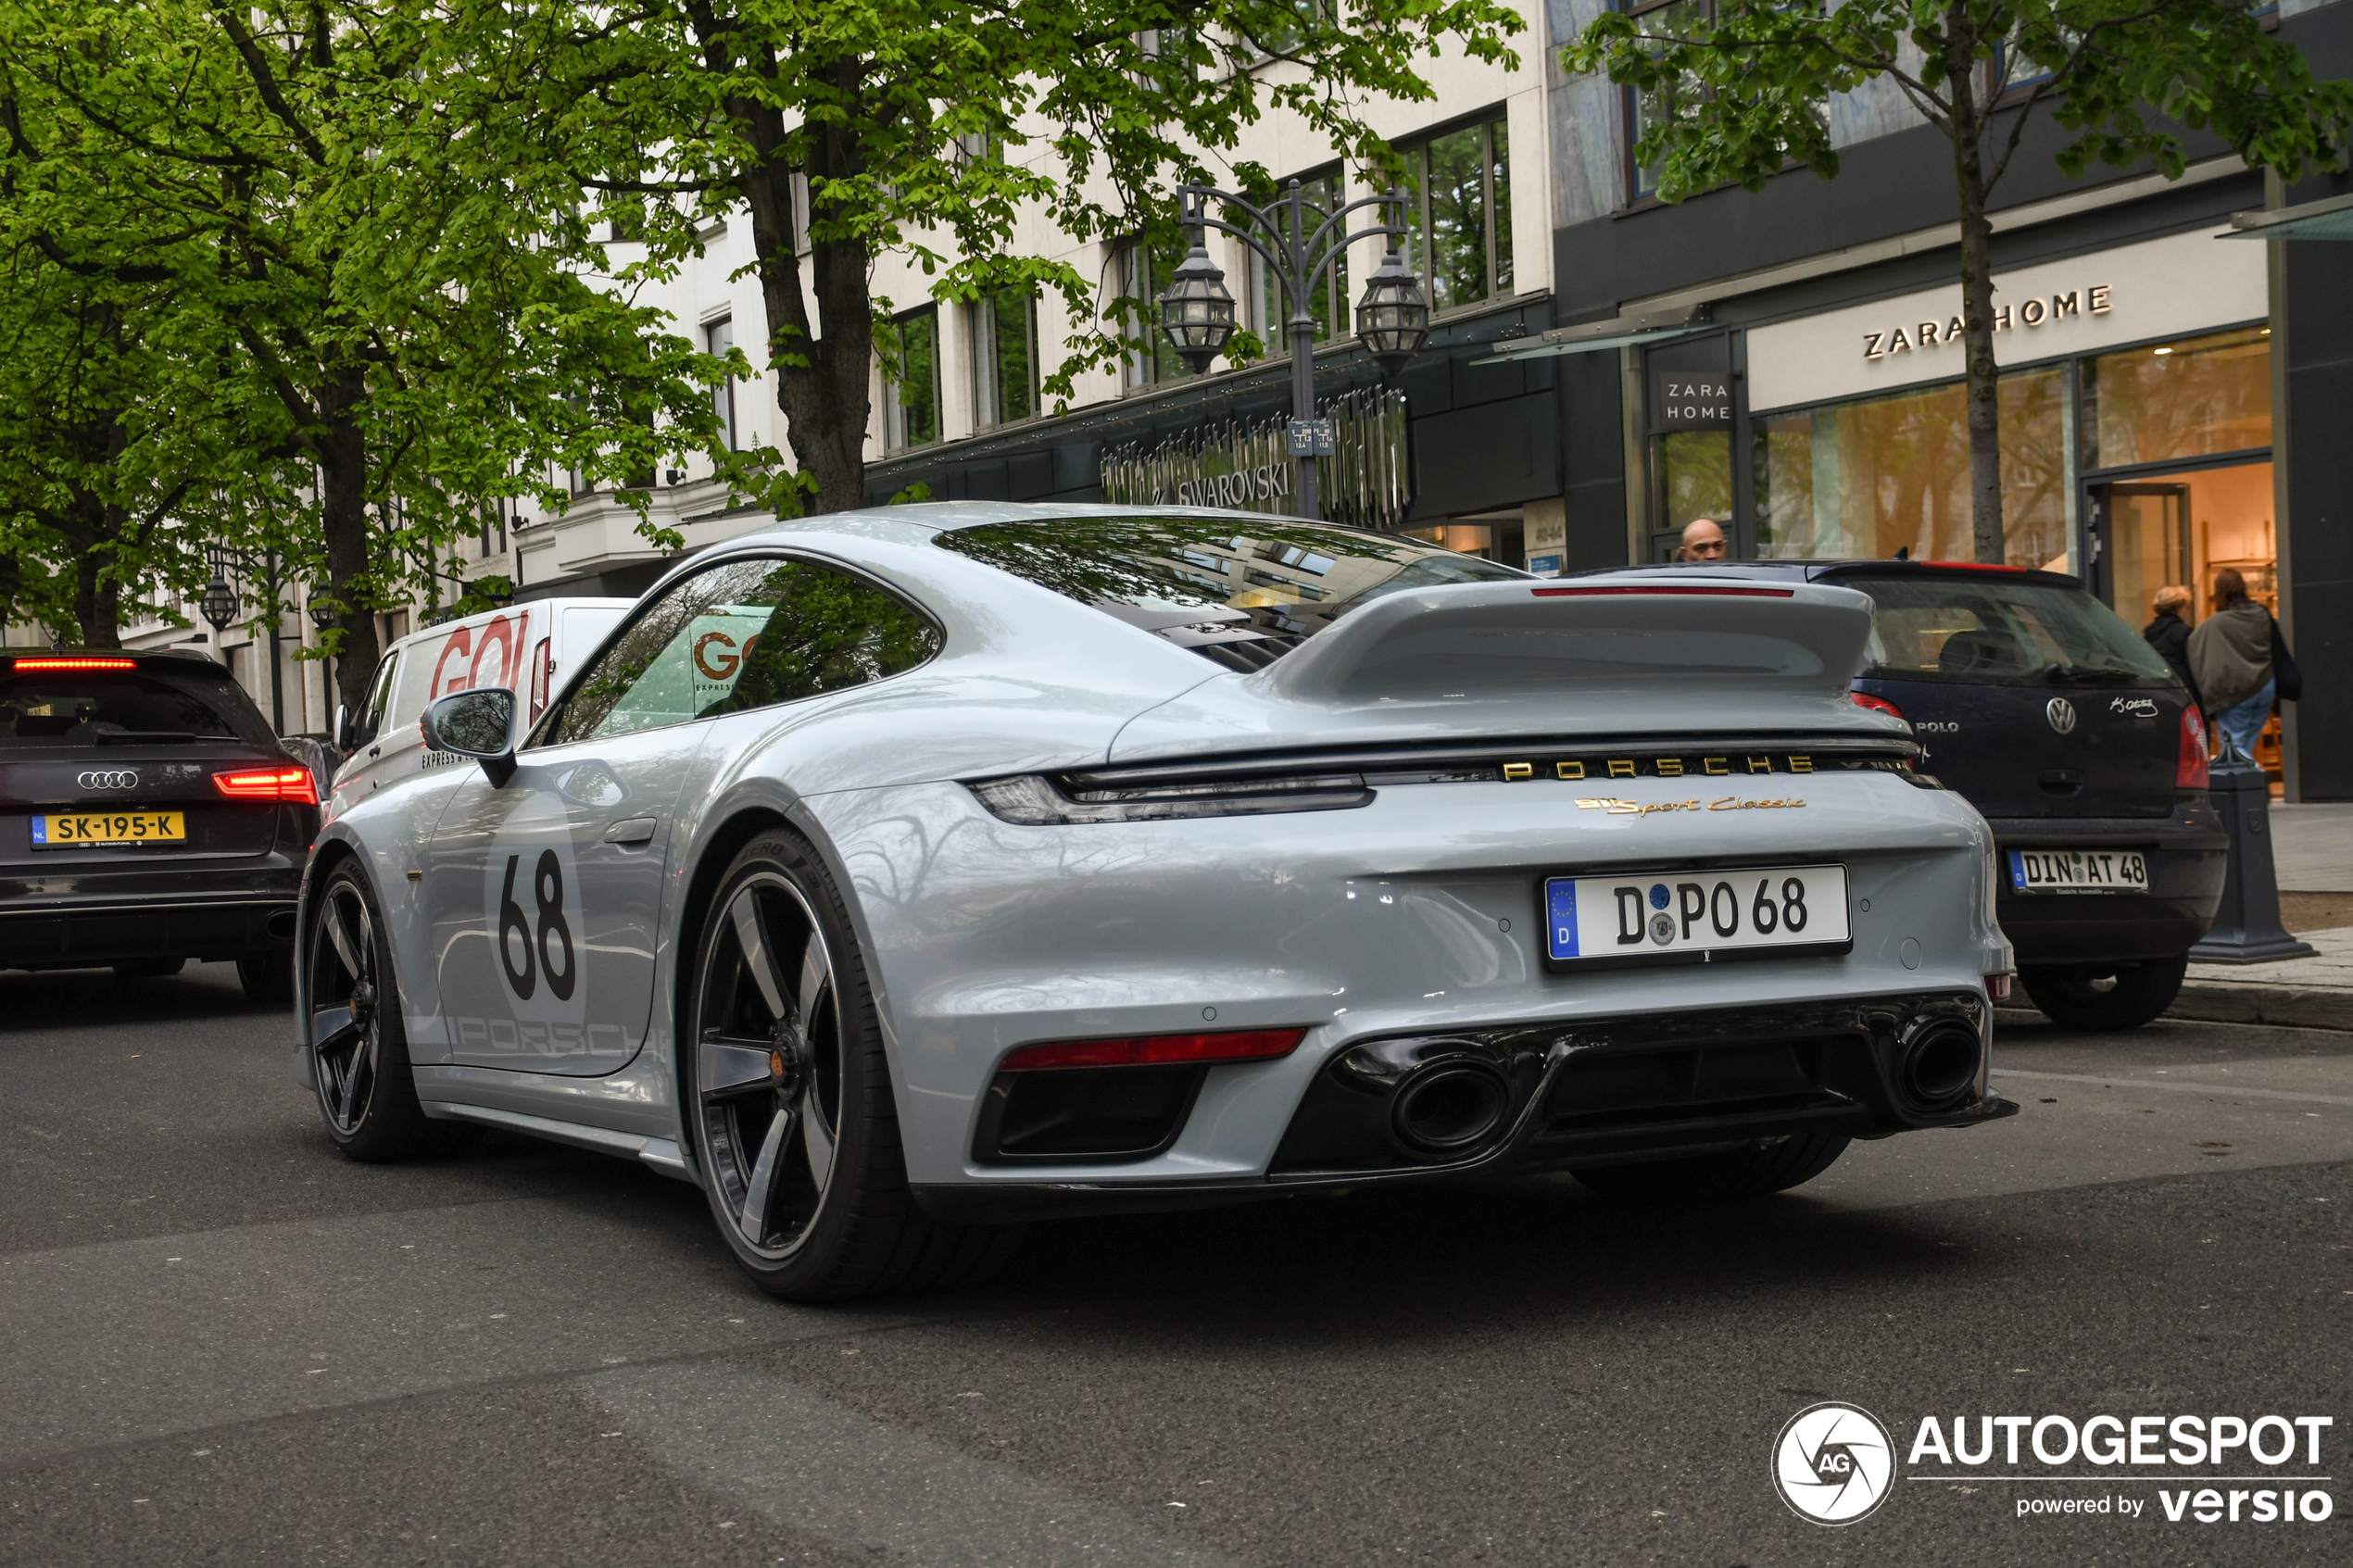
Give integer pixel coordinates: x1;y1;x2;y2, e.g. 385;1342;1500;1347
603;816;659;845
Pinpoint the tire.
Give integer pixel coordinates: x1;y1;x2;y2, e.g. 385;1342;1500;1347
113;957;187;979
2019;954;2190;1032
1571;1134;1851;1206
237;950;296;1006
684;830;1019;1301
304;861;438;1161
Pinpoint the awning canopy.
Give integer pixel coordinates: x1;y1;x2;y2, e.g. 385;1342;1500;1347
1467;317;1715;367
2223;191;2353;240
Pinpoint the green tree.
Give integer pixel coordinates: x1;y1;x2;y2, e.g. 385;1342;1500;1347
490;0;1525;515
0;1;727;703
1567;1;2353;562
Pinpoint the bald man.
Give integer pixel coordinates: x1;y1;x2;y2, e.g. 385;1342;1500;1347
1677;517;1728;561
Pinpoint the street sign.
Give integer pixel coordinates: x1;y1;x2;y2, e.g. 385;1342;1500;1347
1286;417;1336;458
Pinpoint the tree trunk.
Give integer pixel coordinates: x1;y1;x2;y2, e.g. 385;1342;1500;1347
63;487;123;648
735;69;875;516
1945;7;2005;563
316;395;380;713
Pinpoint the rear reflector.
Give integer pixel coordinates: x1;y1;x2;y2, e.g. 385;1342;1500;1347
213;765;319;805
1530;584;1794;598
1986;973;2014;1000
1850;691;1904;720
1000;1028;1305;1073
2177;706;2211;790
11;656;138;671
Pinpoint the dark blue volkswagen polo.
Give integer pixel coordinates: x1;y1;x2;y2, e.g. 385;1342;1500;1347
1580;560;2226;1029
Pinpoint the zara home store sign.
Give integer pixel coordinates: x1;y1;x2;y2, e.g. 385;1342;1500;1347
1743;226;2267;414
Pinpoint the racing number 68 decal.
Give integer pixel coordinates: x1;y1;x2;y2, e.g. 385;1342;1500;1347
497;849;577;1001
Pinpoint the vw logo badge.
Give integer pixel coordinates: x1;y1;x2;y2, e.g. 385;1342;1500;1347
1772;1401;1895;1525
2045;696;2078;734
77;769;139;791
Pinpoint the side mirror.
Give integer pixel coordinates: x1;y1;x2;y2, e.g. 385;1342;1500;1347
421;687;519;787
333;703;352;753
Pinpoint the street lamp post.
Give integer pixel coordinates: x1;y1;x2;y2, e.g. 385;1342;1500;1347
1157;181;1431;521
203;546;291;734
308;593;341;734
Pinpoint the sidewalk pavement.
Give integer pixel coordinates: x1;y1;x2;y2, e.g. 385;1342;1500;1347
2170;923;2353;1031
2273;801;2353;892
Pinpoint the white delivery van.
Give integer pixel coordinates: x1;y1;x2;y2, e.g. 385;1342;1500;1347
326;597;632;812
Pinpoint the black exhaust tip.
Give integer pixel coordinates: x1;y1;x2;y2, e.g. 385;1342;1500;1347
1903;1020;1982;1109
1390;1063;1511;1156
266;909;299;942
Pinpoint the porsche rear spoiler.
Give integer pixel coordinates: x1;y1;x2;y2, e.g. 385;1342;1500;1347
1106;576;1898;764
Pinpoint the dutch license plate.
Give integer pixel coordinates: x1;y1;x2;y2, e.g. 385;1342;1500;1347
1544;863;1851;966
31;811;186;848
2008;847;2148;894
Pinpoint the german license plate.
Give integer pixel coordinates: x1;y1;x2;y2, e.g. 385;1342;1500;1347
1544;864;1851;966
2007;847;2148;893
31;811;186;847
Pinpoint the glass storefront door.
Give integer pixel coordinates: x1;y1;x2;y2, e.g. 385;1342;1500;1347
2092;483;2189;625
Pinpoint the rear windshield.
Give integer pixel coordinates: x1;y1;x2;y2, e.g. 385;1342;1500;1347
936;516;1525;667
0;667;271;747
1840;574;2178;685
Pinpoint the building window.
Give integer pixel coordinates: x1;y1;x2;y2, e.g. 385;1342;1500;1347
1622;0;1711;201
884;307;941;449
1121;243;1199;391
971;287;1038;428
706;317;739;450
1249;169;1349;351
1402;110;1511;314
2080;325;2271;469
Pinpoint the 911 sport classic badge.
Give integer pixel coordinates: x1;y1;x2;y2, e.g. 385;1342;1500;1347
1773;1402;1895;1524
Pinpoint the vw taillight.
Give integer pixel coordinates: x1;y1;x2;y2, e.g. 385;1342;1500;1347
213;766;319;805
2177;706;2210;790
1851;691;1904;720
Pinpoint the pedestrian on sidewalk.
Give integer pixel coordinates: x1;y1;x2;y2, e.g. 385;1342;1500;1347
2143;584;2202;709
2188;568;2301;762
1676;517;1727;561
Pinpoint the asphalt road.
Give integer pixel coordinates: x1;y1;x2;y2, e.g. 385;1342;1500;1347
3;963;2347;1567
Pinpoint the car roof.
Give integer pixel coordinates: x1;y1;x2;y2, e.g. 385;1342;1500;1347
1575;559;2088;590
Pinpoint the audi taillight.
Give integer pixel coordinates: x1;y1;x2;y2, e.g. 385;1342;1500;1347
1000;1028;1304;1073
213;765;319;805
2177;706;2210;790
1851;691;1904;720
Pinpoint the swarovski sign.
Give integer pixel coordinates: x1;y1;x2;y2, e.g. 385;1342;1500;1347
1101;384;1411;530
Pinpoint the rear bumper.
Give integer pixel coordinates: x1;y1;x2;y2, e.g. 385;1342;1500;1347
0;863;303;968
1988;798;2228;965
913;991;2014;1222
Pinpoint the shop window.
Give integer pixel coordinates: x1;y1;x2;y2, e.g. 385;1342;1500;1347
1120;243;1199;391
1622;1;1711;201
883;307;940;449
972;286;1038;428
1401;111;1511;314
1249;169;1349;348
1755;367;2068;568
1645;334;1735;548
2082;325;2271;470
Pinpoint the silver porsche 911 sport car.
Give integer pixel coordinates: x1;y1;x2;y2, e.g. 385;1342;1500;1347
297;502;2016;1300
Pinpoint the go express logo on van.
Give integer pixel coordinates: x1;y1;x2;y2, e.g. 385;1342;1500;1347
428;611;533;702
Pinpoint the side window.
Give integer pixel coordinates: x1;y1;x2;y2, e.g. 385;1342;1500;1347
358;652;400;742
537;557;942;746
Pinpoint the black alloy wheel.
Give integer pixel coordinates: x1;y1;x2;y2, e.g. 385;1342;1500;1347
1571;1133;1852;1205
306;863;437;1160
2018;954;2190;1032
685;832;1018;1301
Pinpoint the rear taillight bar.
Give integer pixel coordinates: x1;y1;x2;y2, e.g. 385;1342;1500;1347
213;765;319;806
1000;1028;1305;1073
10;656;138;670
1530;585;1793;598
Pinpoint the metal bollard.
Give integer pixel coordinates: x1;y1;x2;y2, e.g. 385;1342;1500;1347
2187;762;2316;963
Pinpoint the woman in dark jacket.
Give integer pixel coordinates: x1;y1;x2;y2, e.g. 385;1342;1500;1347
2142;585;2200;709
